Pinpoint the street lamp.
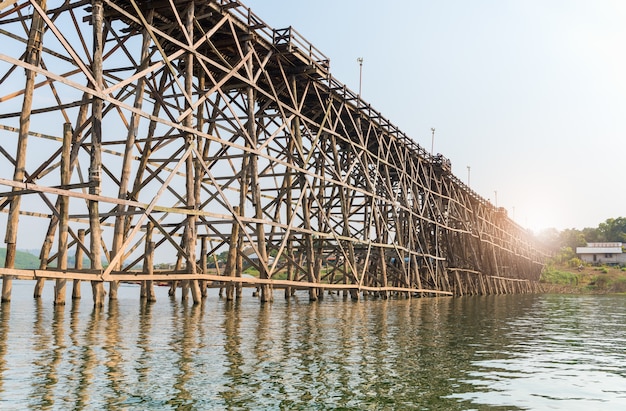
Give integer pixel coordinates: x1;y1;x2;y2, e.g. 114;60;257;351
467;166;471;186
357;57;363;97
430;127;435;155
494;190;498;207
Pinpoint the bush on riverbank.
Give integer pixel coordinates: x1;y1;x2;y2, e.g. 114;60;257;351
539;244;626;293
541;263;626;294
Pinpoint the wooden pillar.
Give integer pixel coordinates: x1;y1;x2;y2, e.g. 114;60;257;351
33;236;50;297
33;254;48;298
487;276;495;295
235;150;247;301
225;207;240;301
302;193;318;301
72;229;85;299
169;267;180;297
479;273;487;295
313;147;325;301
329;139;358;300
140;222;156;302
178;246;189;301
285;76;299;300
183;4;201;305
37;95;89;299
284;199;294;299
169;252;180;297
314;237;324;301
146;241;156;302
90;0;105;307
455;270;463;297
2;0;47;303
235;86;249;302
345;243;357;300
411;255;422;298
110;10;152;301
244;37;271;303
199;235;208;297
35;212;55;297
54;123;72;306
375;203;389;299
141;223;156;303
196;70;208;298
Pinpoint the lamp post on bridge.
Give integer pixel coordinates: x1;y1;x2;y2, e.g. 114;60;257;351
432;126;437;281
431;127;435;155
357;57;363;97
467;166;471;186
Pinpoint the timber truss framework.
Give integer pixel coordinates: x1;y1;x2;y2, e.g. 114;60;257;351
0;0;547;305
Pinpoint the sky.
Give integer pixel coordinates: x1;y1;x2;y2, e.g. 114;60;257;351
243;0;626;233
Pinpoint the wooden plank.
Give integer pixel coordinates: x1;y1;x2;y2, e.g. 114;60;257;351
0;268;453;296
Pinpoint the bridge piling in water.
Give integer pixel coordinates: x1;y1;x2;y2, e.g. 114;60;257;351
0;0;547;305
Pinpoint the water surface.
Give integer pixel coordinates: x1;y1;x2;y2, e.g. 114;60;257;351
0;281;625;410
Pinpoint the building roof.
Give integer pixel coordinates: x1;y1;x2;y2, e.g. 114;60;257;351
585;242;622;248
576;247;622;254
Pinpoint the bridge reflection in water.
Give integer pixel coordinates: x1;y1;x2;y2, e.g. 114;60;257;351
3;285;625;409
0;0;547;306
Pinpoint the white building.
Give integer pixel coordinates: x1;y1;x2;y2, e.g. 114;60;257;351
576;242;626;265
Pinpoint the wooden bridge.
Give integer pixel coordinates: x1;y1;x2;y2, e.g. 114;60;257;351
0;0;547;306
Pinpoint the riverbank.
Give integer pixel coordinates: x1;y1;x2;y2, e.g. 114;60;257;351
541;264;626;294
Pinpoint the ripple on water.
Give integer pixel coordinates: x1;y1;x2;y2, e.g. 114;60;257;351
450;295;626;410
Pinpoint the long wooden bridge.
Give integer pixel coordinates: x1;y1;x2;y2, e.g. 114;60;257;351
0;0;547;306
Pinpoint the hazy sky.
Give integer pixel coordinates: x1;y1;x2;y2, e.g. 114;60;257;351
244;0;626;232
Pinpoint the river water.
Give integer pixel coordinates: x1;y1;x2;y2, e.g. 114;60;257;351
0;281;625;410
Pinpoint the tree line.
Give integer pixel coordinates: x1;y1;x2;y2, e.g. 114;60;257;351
537;217;626;251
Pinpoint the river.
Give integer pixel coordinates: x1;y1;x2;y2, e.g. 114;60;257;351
0;281;625;410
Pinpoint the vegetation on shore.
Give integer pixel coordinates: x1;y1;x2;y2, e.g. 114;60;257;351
541;264;626;294
538;217;626;294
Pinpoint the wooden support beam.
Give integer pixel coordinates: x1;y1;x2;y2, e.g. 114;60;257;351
90;0;105;308
72;229;85;299
2;0;47;303
141;222;156;302
224;207;239;301
54;122;72;306
184;3;202;305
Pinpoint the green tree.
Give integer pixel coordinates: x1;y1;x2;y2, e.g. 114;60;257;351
597;217;626;242
581;226;600;243
216;250;229;262
558;228;586;250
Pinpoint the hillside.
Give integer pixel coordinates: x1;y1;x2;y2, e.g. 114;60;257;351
0;248;112;270
0;248;41;269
